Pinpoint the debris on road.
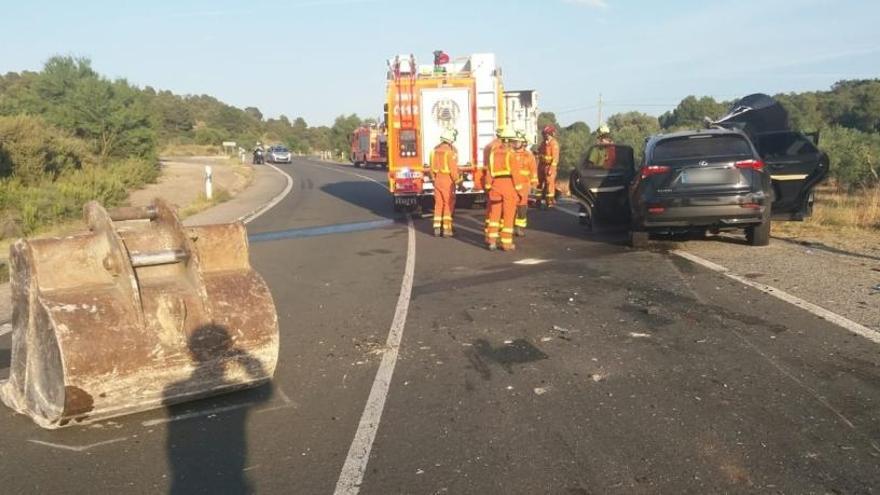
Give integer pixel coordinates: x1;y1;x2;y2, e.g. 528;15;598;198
629;332;652;338
533;387;547;395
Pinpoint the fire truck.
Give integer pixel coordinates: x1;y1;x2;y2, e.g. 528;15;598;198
384;52;537;212
350;125;387;168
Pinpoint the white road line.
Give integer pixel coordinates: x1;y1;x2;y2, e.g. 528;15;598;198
28;437;128;452
672;249;880;344
334;218;416;495
0;322;11;337
239;163;295;225
514;258;550;265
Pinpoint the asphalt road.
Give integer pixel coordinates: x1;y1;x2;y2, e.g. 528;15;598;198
1;157;879;494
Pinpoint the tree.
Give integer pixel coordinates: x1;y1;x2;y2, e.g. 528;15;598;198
557;121;592;173
607;111;660;163
659;96;727;129
330;114;362;155
245;106;263;122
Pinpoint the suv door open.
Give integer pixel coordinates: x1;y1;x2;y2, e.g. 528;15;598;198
754;131;829;220
569;144;635;230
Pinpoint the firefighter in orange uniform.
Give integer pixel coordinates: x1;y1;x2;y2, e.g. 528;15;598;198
484;128;523;251
483;125;508;166
482;125;508;232
430;129;460;237
513;131;538;236
537;125;561;208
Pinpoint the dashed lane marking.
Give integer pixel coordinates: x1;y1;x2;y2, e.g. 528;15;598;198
334;217;416;495
515;258;550;265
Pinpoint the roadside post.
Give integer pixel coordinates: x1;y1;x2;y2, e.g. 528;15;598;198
205;165;213;200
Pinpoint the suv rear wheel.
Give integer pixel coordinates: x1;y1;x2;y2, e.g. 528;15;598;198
745;220;770;246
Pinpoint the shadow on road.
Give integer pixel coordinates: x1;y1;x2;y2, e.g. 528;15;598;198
164;325;272;495
320;181;397;220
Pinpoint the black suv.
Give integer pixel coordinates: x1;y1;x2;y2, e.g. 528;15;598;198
569;94;828;248
631;129;772;246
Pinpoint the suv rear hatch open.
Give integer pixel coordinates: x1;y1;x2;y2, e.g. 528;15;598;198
713;94;829;219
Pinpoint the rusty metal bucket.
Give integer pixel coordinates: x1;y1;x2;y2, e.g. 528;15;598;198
0;199;278;429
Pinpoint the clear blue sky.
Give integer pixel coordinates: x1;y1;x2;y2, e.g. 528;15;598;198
1;0;878;127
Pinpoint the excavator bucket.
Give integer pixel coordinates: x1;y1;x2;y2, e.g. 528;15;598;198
0;199;278;429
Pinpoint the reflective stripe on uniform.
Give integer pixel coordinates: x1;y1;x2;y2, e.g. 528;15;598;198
500;238;513;244
501;228;514;233
515;219;527;227
487;233;500;239
432;147;452;174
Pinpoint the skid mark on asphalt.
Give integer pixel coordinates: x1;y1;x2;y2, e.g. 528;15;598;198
673;249;880;344
240;163;294;224
23;385;297;453
556;203;880;343
248;219;396;243
334;218;415;495
28;437;129;452
666;257;880;455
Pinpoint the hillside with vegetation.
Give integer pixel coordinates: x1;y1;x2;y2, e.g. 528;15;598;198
543;79;880;192
0;56;365;237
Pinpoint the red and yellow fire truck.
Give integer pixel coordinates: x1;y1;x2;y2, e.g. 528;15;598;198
350;125;387;168
384;52;537;212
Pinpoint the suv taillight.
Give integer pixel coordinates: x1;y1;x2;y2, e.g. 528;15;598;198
734;159;765;171
640;165;670;179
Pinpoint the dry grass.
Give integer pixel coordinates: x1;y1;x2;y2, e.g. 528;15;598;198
160;144;223;157
803;185;880;230
773;185;880;255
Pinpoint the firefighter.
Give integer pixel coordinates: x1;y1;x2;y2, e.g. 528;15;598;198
430;128;460;237
596;124;614;145
585;124;616;168
483;124;508;166
485;128;523;251
537;125;561;209
482;125;508;233
513;131;538;237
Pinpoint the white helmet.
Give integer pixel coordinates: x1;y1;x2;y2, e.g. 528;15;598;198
597;124;610;135
440;128;457;143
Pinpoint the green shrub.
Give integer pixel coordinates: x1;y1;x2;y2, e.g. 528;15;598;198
0;115;93;183
820;126;880;189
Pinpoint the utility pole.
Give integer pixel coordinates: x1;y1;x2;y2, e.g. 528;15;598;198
597;93;604;126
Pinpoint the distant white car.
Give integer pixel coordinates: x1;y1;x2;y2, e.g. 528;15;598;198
267;146;292;164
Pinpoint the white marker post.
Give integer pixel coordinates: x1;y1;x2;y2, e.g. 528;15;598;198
204;165;213;200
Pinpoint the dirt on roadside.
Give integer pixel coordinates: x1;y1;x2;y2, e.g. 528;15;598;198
128;156;254;216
